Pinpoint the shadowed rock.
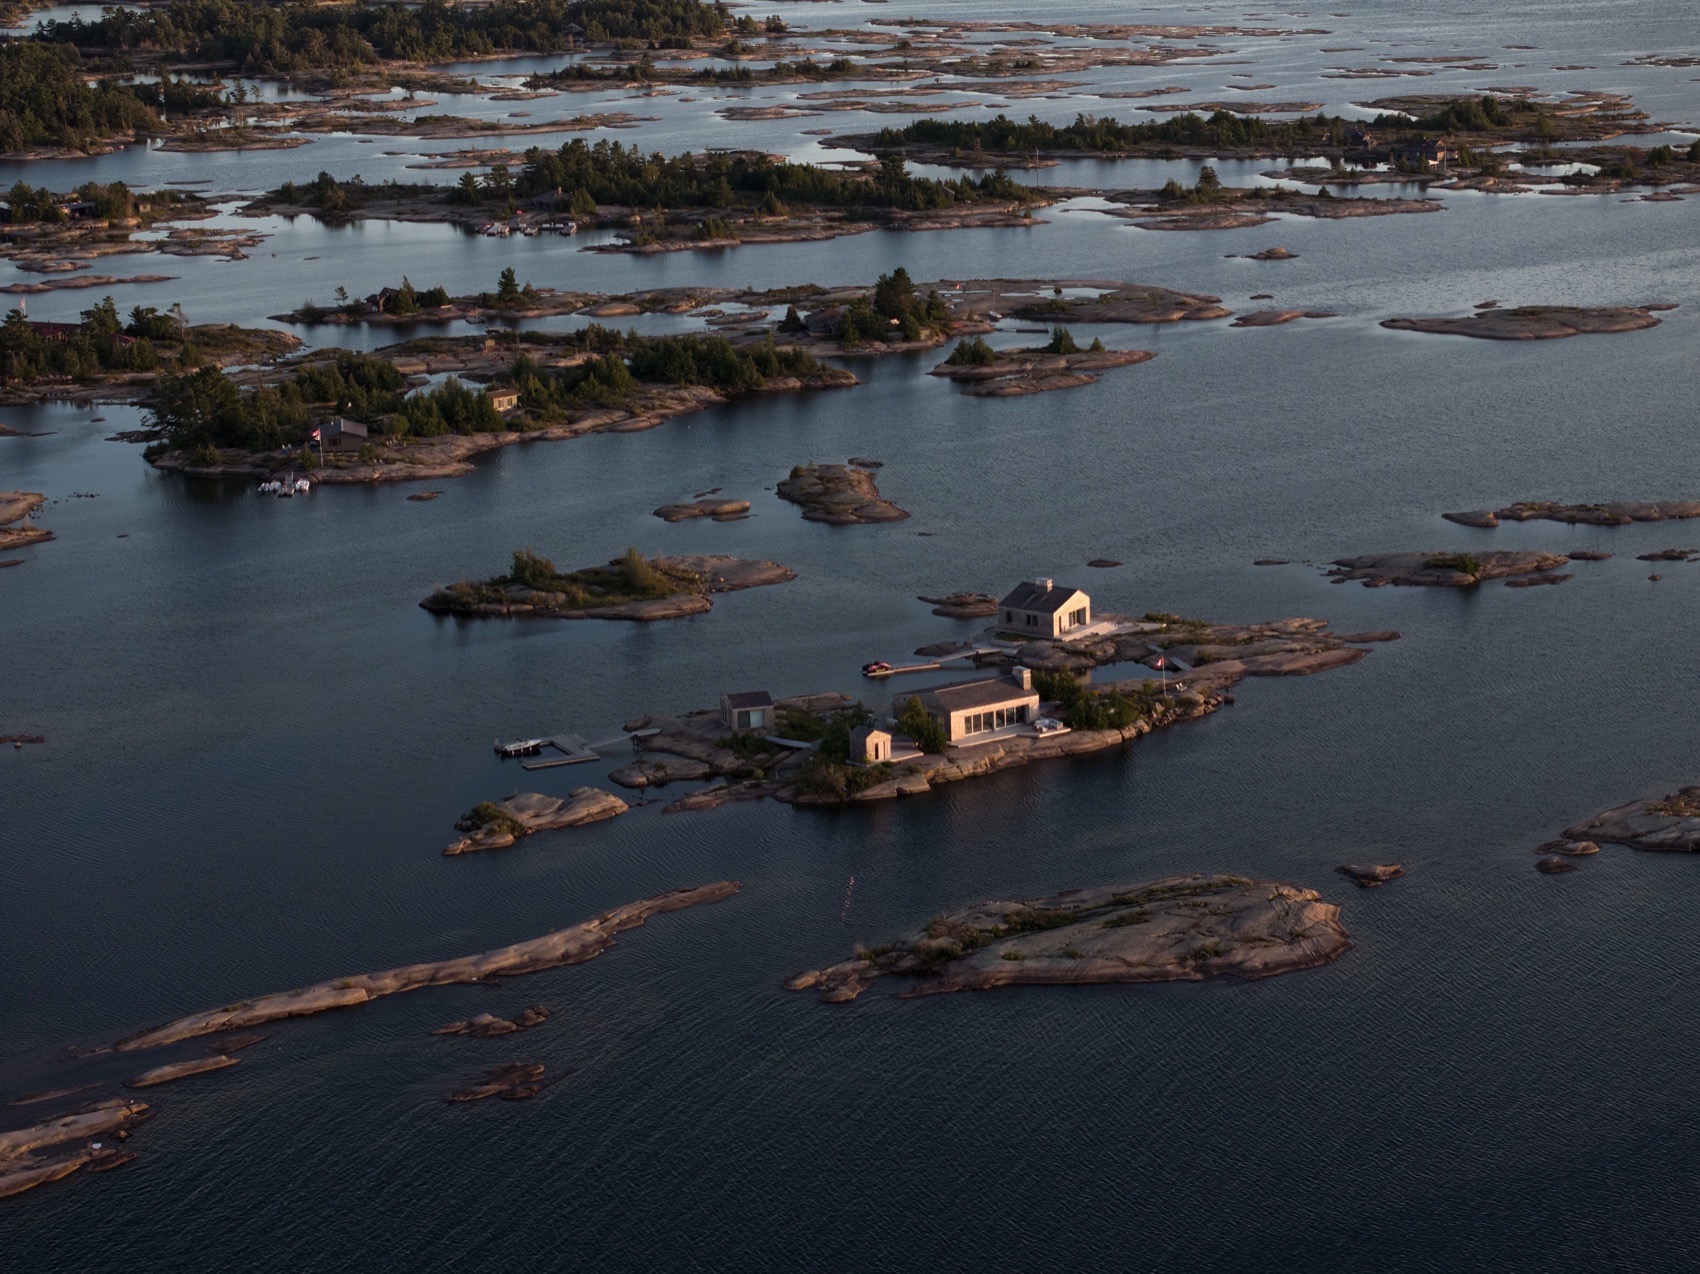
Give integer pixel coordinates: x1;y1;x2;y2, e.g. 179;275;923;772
1336;863;1405;887
785;874;1349;1003
112;883;741;1051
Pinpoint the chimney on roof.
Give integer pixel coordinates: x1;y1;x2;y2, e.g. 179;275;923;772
1012;666;1032;691
1036;577;1052;590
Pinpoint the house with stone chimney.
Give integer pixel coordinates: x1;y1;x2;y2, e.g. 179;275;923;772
895;667;1042;747
997;579;1092;639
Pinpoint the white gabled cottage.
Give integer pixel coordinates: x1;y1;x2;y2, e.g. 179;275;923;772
998;579;1091;638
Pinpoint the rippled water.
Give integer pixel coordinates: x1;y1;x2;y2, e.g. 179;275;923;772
3;0;1700;1269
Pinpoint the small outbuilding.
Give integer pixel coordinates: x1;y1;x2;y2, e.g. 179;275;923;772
849;725;892;765
316;417;369;451
720;690;773;732
998;578;1092;638
488;389;521;413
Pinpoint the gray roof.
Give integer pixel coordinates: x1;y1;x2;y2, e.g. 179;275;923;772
324;417;368;438
998;581;1085;614
912;675;1038;713
849;724;890;743
722;690;773;710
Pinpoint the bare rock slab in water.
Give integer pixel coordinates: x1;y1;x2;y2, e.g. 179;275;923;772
1444;501;1700;528
917;591;997;618
445;787;628;854
652;498;751;522
785;874;1349;1003
112;883;741;1051
1561;785;1700;853
434;1006;551;1038
1325;551;1570;587
777;463;908;524
1382;305;1668;340
1536;856;1579;874
1336;863;1405;887
126;1054;241;1088
0;1099;152;1200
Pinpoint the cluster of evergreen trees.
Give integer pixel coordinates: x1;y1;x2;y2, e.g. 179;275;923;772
0;299;165;385
146;353;504;455
37;0;732;74
871;110;1324;156
502;140;1031;214
0;45;163;152
499;327;827;415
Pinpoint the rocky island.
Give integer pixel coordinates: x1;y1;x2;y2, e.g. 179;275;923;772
421;549;795;621
1325;551;1575;587
785;874;1350;1002
1443;500;1700;528
112;883;742;1052
777;463;909;524
444;789;628;855
1545;783;1700;855
1380;305;1669;340
0;1099;152;1201
930;331;1154;396
623;613;1383;811
0;492;52;554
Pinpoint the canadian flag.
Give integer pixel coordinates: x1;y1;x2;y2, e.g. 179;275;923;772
1151;654;1166;670
310;427;321;440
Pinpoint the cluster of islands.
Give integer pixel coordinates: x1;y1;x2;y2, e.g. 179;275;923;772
5;0;1700;1210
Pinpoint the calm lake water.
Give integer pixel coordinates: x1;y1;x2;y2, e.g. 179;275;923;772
4;0;1700;1269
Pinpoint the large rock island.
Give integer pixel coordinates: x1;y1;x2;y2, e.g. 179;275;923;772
1548;783;1700;854
777;463;908;524
785;874;1350;1002
1381;305;1669;340
421;549;794;621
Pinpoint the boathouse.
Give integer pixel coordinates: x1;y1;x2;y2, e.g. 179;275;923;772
900;668;1041;746
720;690;773;732
998;579;1091;638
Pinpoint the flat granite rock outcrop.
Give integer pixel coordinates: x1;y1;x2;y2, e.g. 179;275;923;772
1444;501;1700;528
1336;863;1405;888
111;882;741;1051
0;491;52;552
125;1055;241;1088
0;1099;152;1200
433;1006;551;1037
1325;551;1572;587
1382;305;1668;340
777;463;908;524
1230;309;1337;327
652;498;751;522
1555;784;1700;853
917;591;998;618
785;874;1349;1002
445;788;628;854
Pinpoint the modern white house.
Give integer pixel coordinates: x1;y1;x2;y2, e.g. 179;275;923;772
897;667;1042;746
998;579;1091;638
720;690;773;732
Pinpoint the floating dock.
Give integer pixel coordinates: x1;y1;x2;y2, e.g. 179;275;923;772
492;734;602;768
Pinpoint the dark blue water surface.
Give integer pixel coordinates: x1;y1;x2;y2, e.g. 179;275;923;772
4;0;1700;1269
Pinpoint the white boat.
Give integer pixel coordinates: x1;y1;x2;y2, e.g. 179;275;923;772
292;477;311;494
258;479;282;494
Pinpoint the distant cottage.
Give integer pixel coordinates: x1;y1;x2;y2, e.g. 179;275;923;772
998;578;1091;638
897;668;1041;746
1397;137;1453;169
720;690;773;732
488;389;521;413
317;417;368;451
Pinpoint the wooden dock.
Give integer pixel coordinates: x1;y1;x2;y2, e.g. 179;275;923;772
863;647;1005;679
514;734;600;770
